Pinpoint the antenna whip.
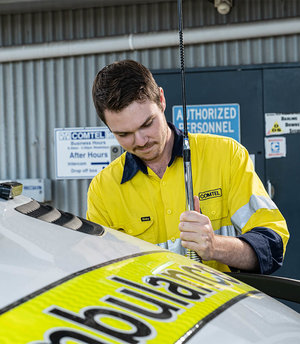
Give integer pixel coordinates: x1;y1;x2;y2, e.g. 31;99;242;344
177;0;202;262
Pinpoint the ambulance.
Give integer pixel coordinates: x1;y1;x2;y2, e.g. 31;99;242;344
1;182;300;343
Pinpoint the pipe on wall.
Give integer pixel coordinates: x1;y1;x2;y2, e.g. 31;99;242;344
1;17;300;62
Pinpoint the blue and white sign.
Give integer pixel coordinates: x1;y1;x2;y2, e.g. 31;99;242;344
265;136;286;159
54;127;119;179
172;103;240;142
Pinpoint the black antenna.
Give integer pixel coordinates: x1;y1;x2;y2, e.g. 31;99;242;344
177;0;202;262
178;0;188;139
177;0;194;212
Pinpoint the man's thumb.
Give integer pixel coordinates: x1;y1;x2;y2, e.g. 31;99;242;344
193;195;200;213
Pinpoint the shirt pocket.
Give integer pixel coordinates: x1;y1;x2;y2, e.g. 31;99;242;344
113;215;156;243
200;199;228;229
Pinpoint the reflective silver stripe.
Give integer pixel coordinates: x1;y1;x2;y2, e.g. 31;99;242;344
231;194;277;232
214;225;240;236
157;238;186;256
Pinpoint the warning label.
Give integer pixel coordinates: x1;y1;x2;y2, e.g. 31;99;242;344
265;113;300;136
270;122;282;134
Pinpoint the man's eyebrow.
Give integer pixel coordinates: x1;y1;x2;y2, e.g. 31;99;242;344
140;115;154;127
112;115;154;134
112;129;128;135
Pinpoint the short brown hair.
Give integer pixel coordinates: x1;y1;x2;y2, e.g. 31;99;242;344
92;60;162;124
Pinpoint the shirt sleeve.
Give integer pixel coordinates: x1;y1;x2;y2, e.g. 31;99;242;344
86;176;111;227
227;140;289;274
237;227;284;274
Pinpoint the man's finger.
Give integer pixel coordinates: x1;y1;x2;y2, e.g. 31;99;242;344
180;210;203;222
194;195;200;213
179;220;204;232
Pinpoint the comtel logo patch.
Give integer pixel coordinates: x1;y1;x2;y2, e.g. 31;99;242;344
198;188;222;200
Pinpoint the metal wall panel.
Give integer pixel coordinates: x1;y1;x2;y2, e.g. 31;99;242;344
1;0;300;217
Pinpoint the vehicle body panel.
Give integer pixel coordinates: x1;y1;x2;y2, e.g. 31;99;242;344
1;195;300;343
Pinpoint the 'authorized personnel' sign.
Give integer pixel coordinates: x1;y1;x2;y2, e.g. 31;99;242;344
172;103;240;142
54;127;119;179
265;113;300;136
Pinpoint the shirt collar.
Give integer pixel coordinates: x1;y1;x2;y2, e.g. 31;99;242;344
121;122;183;184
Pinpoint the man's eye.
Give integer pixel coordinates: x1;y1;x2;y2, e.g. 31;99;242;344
143;120;153;128
118;133;128;137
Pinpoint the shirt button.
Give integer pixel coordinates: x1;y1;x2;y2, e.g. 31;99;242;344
171;237;176;243
167;209;172;215
162;181;166;186
211;210;216;216
128;229;133;234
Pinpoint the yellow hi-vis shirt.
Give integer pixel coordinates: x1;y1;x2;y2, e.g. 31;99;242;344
87;133;289;273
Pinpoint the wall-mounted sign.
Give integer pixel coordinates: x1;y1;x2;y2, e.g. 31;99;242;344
265;136;286;159
265;113;300;136
54;127;119;179
172;104;240;142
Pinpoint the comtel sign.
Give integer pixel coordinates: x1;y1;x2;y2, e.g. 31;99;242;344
172;103;240;142
54;127;119;179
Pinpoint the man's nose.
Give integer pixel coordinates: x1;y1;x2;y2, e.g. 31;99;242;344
134;130;147;146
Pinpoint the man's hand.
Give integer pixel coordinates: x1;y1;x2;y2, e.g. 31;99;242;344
179;196;215;261
179;196;259;271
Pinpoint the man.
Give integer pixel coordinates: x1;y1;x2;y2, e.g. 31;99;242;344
87;59;289;274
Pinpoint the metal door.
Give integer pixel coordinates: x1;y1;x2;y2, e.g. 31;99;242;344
263;67;300;312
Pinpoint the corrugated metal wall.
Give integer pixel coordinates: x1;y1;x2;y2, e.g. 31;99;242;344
1;0;300;217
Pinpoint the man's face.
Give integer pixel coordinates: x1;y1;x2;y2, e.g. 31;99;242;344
105;89;169;163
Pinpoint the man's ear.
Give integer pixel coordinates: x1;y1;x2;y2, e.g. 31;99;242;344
159;87;166;111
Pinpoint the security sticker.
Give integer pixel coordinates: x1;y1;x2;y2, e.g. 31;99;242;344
265;137;286;159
